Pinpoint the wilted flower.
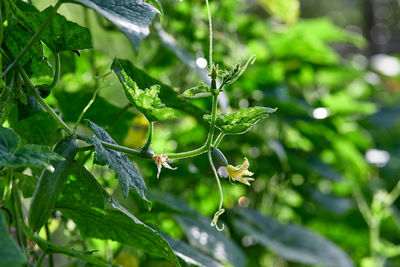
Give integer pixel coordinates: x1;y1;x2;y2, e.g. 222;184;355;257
153;153;177;179
226;157;254;185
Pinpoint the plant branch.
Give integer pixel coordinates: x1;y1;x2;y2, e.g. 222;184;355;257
209;149;224;231
353;184;372;225
45;223;54;267
18;66;73;134
2;0;63;78
142;121;153;151
205;0;213;67
213;132;224;147
167;145;208;159
11;172;26;250
44;53;61;91
73;86;101;132
0;168;12;207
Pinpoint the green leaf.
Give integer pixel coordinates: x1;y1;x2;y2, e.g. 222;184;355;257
112;59;175;122
258;0;299;24
0;211;27;267
13;145;64;169
110;59;206;121
221;55;256;86
176;215;246;267
56;162;179;265
0;126;20;155
26;7;92;53
69;0;159;49
233;209;354;267
0;126;63;169
181;82;211;98
5;23;52;78
204;107;276;135
87;121;151;207
268;19;365;65
54;91;135;143
322;91;377;115
8;109;62;146
162;234;223;267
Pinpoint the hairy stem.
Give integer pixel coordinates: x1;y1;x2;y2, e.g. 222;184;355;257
73;86;101;132
213;132;225;147
0;2;3;46
142;121;153;151
209;149;224;231
206;94;218;146
18;66;73;134
0;168;12;207
45;53;61;91
205;0;213;67
36;250;47;267
2;0;63;78
11;172;26;251
45;224;54;267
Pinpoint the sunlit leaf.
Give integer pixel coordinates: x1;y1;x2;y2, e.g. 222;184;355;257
5;24;52;78
57;162;179;265
182;82;211;98
0;212;27;267
25;7;92;53
112;59;175;122
69;0;159;49
87;120;151;207
111;59;206;121
221;55;256;86
234;209;354;267
204;107;276;135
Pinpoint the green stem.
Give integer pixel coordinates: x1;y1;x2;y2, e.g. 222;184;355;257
389;180;400;205
353;185;372;225
167;145;208;159
205;0;213;67
45;224;54;267
208;149;224;231
370;218;384;267
36;250;47;267
0;2;4;46
76;134;144;158
2;0;63;78
212;132;224;147
45;53;61;91
142;121;153;151
206;94;218;146
0;168;12;207
18;66;73;134
167;85;218;159
74;86;101;132
11;172;25;251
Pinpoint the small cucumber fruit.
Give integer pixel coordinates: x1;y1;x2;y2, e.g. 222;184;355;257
28;136;78;232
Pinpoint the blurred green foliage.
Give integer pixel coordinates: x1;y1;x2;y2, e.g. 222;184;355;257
2;0;400;266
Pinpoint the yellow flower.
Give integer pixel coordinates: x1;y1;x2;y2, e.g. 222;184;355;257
226;157;254;186
153;153;177;179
